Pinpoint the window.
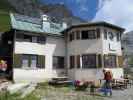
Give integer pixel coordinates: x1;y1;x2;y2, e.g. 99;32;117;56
70;56;75;69
37;36;46;44
32;36;37;43
108;32;114;40
21;55;45;69
69;32;74;41
53;56;64;69
31;56;37;68
69;34;73;41
96;28;100;38
82;54;96;68
23;35;32;42
22;55;29;68
104;29;108;39
76;55;80;68
76;31;80;40
16;34;46;44
81;30;96;40
104;55;116;68
16;33;24;41
88;30;96;39
81;30;88;39
116;33;121;41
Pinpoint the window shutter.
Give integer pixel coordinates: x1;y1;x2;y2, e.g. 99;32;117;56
70;56;75;69
41;56;45;68
14;54;22;68
37;55;45;68
77;55;80;68
28;56;31;67
118;56;123;67
98;54;102;68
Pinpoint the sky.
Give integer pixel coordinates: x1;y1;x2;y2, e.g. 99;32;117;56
40;0;133;32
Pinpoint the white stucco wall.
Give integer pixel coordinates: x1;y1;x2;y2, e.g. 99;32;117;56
66;27;103;68
101;27;122;55
68;39;103;55
68;68;123;81
66;26;123;81
13;69;65;83
14;36;66;82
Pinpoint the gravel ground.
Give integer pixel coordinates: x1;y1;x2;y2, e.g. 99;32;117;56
33;83;133;100
104;86;133;100
34;85;103;100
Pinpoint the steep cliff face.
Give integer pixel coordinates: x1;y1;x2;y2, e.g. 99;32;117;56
7;0;41;17
0;0;85;31
122;31;133;67
39;3;85;26
122;31;133;55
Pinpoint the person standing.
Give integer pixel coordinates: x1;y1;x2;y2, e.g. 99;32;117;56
103;69;113;96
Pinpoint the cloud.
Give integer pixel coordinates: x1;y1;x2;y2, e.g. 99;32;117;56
93;0;133;32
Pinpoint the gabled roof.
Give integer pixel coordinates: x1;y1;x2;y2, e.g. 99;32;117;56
10;13;64;36
62;21;125;33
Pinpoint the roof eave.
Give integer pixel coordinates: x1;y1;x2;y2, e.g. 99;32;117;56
62;21;125;33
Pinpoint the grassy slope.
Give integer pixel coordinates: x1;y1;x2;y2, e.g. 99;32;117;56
0;0;15;32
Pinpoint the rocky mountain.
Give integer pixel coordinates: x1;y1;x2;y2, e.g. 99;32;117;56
0;0;85;31
122;31;133;67
122;31;133;56
1;0;85;24
39;3;85;26
7;0;41;17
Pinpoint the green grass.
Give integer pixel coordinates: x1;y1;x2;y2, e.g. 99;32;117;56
0;91;40;100
0;0;15;32
0;82;105;100
0;11;11;32
0;0;15;12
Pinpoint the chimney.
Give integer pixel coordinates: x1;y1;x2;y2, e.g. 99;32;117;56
62;22;67;29
42;15;50;32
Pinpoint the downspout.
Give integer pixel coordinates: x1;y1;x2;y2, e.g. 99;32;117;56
65;33;68;77
12;29;16;82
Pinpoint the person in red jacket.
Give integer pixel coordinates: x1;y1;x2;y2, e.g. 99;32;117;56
103;69;113;96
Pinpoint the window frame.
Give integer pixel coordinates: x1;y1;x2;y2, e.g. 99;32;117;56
104;29;108;40
81;30;89;39
16;33;46;44
53;56;65;69
70;55;75;69
76;55;80;68
21;54;45;69
108;32;114;40
69;32;74;42
104;54;117;68
82;54;97;68
116;32;121;41
88;30;96;39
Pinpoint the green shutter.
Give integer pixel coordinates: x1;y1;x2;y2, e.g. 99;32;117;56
41;55;45;68
28;56;31;67
98;54;102;68
37;55;45;68
14;54;22;68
